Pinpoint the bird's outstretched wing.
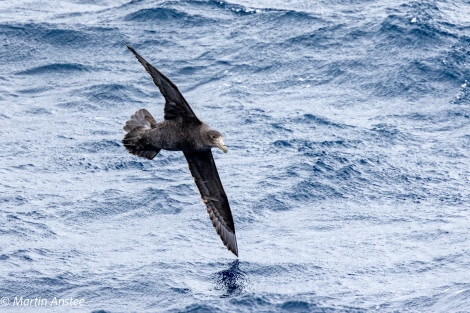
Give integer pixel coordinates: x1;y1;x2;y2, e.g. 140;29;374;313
127;45;201;125
183;150;238;256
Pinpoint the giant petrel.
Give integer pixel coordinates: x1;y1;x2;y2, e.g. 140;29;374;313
123;45;238;256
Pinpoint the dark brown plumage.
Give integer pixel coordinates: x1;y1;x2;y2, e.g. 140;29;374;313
123;45;238;256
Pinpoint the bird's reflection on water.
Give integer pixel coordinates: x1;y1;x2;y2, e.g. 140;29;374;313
214;259;246;298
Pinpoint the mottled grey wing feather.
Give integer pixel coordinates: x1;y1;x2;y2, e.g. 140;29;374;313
126;45;201;125
183;150;238;256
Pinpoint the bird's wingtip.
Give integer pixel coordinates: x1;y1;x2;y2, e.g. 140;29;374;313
227;235;239;257
126;44;136;53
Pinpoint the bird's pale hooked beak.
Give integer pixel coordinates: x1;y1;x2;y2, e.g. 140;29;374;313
216;137;228;153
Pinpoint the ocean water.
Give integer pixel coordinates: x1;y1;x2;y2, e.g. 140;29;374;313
1;0;470;312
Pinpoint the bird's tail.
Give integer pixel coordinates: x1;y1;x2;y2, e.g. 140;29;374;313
123;108;157;133
122;108;160;160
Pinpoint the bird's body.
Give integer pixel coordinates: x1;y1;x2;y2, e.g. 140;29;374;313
125;115;219;152
123;45;238;256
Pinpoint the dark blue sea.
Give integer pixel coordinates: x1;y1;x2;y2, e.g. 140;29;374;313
1;0;470;312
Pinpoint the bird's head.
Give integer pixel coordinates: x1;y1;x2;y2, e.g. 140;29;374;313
205;129;228;153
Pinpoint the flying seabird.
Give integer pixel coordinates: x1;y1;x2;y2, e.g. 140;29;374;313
122;45;238;256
